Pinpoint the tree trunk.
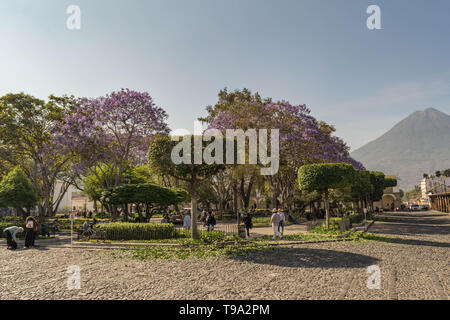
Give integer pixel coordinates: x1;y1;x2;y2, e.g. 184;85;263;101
123;204;129;222
232;183;239;224
324;190;330;229
190;183;199;239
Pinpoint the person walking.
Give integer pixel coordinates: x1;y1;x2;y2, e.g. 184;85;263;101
278;209;286;235
24;216;36;248
243;213;253;237
206;212;216;231
270;209;282;240
3;226;24;250
183;212;191;231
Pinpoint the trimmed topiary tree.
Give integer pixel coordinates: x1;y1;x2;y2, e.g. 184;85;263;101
368;171;385;209
351;170;374;213
298;163;355;228
101;183;188;219
384;177;398;188
148;135;225;239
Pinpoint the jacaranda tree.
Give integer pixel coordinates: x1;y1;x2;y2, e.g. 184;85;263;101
57;89;169;219
204;88;364;210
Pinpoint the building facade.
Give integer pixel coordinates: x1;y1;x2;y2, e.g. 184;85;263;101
420;176;450;205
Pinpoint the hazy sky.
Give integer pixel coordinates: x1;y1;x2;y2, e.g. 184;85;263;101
1;0;450;150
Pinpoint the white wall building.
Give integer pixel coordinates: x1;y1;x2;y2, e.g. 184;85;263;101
53;181;94;213
420;176;450;204
53;181;74;212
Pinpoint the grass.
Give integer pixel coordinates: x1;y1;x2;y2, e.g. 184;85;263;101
308;222;346;235
116;228;369;262
356;232;406;243
126;240;269;260
255;233;339;242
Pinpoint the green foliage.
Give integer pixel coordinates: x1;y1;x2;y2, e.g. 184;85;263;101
351;170;373;199
129;165;154;184
298;162;356;192
101;183;187;206
384;177;398;188
128;239;268;260
148;134;226;239
0;167;38;209
308;222;343;235
148;135;226;185
0;93;77;217
369;171;385;202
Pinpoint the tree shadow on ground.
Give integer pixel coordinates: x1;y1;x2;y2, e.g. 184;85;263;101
362;234;450;248
369;221;450;236
231;247;380;268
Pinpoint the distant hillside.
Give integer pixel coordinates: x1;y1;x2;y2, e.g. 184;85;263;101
351;108;450;191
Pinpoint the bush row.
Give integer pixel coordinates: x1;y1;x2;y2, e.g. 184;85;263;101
94;222;180;241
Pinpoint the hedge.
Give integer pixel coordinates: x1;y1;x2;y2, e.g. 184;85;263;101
94;222;180;241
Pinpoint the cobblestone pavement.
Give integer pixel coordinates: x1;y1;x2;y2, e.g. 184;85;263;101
0;211;448;300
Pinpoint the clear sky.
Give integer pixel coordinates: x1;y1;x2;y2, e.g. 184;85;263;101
1;0;450;150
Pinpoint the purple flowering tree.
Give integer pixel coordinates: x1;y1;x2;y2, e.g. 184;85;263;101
204;88;364;209
56;89;169;219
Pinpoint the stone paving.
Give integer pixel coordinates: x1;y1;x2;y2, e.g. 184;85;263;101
0;211;448;300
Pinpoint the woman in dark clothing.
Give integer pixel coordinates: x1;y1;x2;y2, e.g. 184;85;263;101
243;214;253;237
206;213;216;231
24;216;36;248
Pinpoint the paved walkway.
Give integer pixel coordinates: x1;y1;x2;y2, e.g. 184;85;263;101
0;211;448;300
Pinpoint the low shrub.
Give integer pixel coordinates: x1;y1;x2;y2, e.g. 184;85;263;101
308;222;343;235
0;216;20;222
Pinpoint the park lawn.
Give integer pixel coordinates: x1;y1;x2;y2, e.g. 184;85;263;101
108;229;367;262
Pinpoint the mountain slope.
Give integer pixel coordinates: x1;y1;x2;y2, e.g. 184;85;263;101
351;108;450;190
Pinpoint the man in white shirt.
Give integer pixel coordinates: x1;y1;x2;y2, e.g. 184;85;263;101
183;213;191;231
270;209;282;240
